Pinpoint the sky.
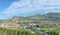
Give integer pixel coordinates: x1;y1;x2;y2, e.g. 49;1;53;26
0;0;60;19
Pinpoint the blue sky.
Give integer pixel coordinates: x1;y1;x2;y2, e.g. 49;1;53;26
0;0;60;19
0;0;19;12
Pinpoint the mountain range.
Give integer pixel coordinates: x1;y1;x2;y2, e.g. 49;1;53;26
0;12;60;23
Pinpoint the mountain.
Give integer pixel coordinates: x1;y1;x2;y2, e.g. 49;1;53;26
45;12;60;21
26;12;60;21
0;12;60;23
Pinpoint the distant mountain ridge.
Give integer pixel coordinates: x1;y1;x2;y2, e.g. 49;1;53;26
0;12;60;22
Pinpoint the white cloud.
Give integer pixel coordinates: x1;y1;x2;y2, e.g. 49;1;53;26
2;0;60;16
2;0;46;15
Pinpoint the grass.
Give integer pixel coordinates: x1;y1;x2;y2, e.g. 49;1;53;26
40;28;60;32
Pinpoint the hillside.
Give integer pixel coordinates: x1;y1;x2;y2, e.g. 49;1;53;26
0;12;60;29
26;12;60;21
0;12;60;23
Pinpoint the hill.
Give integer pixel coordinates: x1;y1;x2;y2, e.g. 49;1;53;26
0;12;60;23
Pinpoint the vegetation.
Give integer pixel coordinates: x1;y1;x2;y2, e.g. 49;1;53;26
49;31;59;35
0;28;34;35
0;12;60;35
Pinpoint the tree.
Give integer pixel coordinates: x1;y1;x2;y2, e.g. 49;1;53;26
49;31;58;35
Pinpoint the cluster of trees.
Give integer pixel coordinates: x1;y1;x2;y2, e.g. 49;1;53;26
49;31;59;35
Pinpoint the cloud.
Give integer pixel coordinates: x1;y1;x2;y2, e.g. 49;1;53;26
1;0;60;19
2;0;46;15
